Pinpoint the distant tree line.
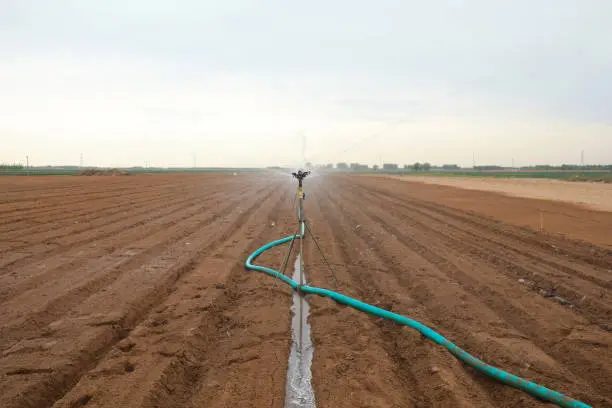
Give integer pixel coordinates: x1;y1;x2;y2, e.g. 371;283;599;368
0;163;24;170
321;163;611;172
474;165;504;171
523;164;612;171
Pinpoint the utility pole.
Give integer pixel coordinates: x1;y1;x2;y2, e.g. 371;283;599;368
80;153;83;168
26;155;29;176
193;153;196;169
581;150;584;166
472;152;476;169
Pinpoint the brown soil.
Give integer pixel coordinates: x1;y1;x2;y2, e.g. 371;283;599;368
375;175;612;249
0;174;610;408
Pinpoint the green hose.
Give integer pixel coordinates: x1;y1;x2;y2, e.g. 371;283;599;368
245;225;591;408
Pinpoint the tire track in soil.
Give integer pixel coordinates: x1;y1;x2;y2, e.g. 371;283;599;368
330;178;610;406
0;183;269;351
0;178;279;408
51;181;291;408
358;187;612;330
314;181;500;408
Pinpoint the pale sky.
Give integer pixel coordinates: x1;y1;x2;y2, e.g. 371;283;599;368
1;0;611;168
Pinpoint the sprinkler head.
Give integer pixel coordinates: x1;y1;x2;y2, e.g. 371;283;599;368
291;169;310;182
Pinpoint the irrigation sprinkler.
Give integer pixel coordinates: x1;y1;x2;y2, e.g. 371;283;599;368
291;169;310;185
291;169;310;354
292;169;310;212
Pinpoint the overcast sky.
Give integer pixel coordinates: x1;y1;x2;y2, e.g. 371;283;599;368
1;0;611;168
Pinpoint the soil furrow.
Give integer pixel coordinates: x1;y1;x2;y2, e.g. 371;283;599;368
156;185;293;408
0;193;196;266
0;179;254;279
0;185;189;237
354;185;612;329
0;185;165;218
0;182;249;272
2;173;609;408
0;183;217;254
311;185;443;407
331;179;610;405
49;183;292;408
0;180;179;211
0;184;269;349
317;182;505;407
357;177;612;268
0;180;277;408
362;184;612;287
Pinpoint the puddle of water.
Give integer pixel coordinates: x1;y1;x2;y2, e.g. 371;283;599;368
285;254;316;408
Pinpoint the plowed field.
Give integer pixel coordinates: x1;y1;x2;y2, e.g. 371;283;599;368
0;174;610;408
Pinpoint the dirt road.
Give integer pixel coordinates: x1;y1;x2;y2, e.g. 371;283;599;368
0;174;610;408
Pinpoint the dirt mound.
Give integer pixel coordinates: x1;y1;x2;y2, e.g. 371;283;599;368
79;168;129;176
